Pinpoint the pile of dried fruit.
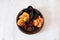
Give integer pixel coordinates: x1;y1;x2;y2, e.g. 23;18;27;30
17;12;29;26
33;16;43;28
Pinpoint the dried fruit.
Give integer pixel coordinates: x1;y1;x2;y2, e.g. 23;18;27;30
17;19;24;26
27;27;32;31
17;12;30;26
33;16;43;28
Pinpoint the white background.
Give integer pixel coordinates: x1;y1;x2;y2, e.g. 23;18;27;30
0;0;60;40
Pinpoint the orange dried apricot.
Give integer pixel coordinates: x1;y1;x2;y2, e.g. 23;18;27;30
17;12;30;26
33;16;43;28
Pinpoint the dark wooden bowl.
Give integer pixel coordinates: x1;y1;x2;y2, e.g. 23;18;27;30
16;6;44;34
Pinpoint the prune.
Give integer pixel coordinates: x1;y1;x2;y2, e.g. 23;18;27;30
28;6;33;11
30;11;34;20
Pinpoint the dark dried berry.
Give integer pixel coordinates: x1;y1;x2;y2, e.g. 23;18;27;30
27;27;32;31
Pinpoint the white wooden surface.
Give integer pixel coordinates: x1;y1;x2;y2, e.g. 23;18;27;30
0;0;59;40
